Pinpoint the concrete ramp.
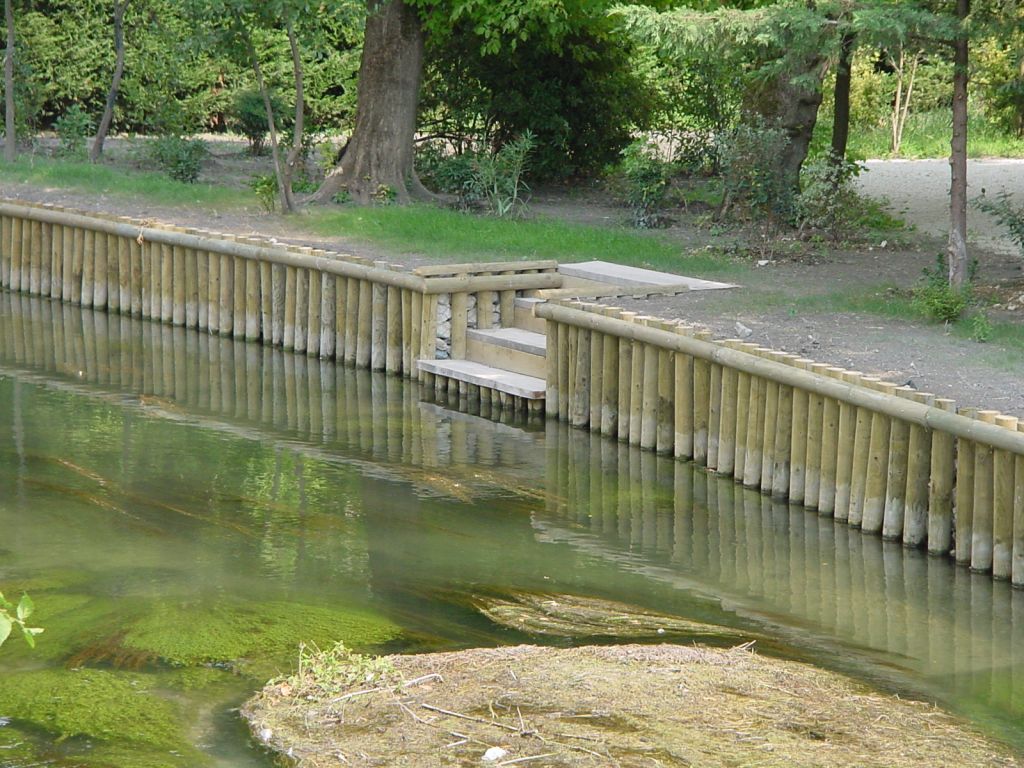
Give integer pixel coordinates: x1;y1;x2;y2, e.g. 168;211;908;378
558;261;735;291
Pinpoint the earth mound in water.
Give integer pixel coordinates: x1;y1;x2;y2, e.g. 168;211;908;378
243;642;1020;767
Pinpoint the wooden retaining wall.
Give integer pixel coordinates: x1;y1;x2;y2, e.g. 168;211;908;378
536;300;1024;586
0;199;558;381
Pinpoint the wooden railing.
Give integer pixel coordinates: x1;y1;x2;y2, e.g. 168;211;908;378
536;299;1024;585
0;199;560;380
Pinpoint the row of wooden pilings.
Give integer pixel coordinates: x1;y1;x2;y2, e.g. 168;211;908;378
0;199;559;381
537;300;1024;587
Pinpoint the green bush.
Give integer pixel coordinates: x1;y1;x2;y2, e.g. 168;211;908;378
53;104;93;159
147;135;207;183
470;131;535;218
794;154;866;242
416;145;480;207
911;256;970;323
228;88;290;156
248;173;277;213
718;120;793;222
617;139;674;229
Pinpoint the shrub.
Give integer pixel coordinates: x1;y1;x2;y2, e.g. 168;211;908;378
53;104;93;159
718;120;793;222
229;88;289;156
794;154;866;242
249;174;277;213
147;135;207;183
416;145;480;206
618;139;674;229
470;131;535;218
911;255;970;323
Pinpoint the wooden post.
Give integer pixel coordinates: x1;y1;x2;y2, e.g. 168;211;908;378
345;277;360;366
171;243;186;325
590;326;603;431
833;370;861;521
117;235;131;315
220;249;235;337
759;353;779;492
861;381;896;534
848;376;880;528
558;320;571;421
628;335;644;446
50;222;64;300
246;257;261;342
1012;421;1024;586
0;214;9;288
733;362;751;478
63;224;76;303
616;314;634;438
640;329;658;451
335;276;349;361
707;356;723;469
881;388;914;540
184;243;199;327
817;367;843;515
927;398;957;556
353;279;370;367
601;314;619;437
206;251;220;334
39;222;53;298
571;327;591;429
902;390;935;548
971;410;1000;573
260;262;273;343
81;229;95;308
804;362;828;508
305;265;321;355
160;242;174;322
742;369;765;489
788;359;812;502
545;317;559;416
370;268;387;370
289;263;303;350
692;330;712;464
386;283;402;373
992;414;1018;580
717;341;740;477
320;272;336;359
954;407;978;565
402;288;413;375
771;359;794;498
451;292;468;359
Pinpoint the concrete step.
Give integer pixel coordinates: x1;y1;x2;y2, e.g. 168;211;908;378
513;297;546;334
466;327;547;378
416;359;546;400
558;260;736;291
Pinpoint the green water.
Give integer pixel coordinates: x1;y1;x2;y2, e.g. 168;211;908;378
1;290;1023;767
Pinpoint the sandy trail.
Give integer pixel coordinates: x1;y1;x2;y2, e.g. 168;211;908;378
857;158;1024;255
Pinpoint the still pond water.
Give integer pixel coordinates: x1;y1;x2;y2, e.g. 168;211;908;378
1;290;1023;766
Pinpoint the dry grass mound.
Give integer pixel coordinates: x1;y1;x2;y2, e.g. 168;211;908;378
243;643;1019;767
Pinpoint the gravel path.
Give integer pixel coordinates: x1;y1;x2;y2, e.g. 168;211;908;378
857;158;1024;255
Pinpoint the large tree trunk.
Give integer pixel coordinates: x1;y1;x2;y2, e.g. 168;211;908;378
947;0;969;289
770;55;827;193
830;32;855;162
4;0;15;163
91;1;128;163
311;0;428;204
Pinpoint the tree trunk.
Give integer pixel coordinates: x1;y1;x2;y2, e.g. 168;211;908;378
91;1;128;163
771;54;827;193
4;0;15;163
281;20;305;213
947;0;969;289
830;32;855;162
311;0;427;204
248;35;294;213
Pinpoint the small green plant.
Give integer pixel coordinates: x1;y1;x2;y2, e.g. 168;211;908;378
974;190;1024;259
53;104;93;159
285;642;399;698
968;311;993;342
618;138;673;229
0;592;43;648
249;173;277;213
471;131;535;217
147;135;207;183
911;255;970;323
416;145;480;208
372;183;396;205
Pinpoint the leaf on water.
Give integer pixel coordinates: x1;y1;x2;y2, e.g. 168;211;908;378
0;614;12;647
17;594;34;621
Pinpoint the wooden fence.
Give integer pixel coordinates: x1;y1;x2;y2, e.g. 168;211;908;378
536;300;1024;586
0;199;558;380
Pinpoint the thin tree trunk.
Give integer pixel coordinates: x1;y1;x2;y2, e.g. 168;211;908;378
282;20;304;212
311;0;428;204
830;31;855;162
947;0;969;289
91;1;128;163
247;36;293;213
4;0;15;163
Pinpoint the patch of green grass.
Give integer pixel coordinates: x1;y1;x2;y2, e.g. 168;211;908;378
0;156;251;209
308;204;740;276
845;111;1024;160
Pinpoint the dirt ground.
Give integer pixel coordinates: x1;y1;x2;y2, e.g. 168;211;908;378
2;142;1022;417
243;642;1019;768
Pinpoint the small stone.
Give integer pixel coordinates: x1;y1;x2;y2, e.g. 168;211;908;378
483;747;509;762
735;322;753;339
1008;303;1019;312
757;259;771;267
880;240;888;248
258;728;273;743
